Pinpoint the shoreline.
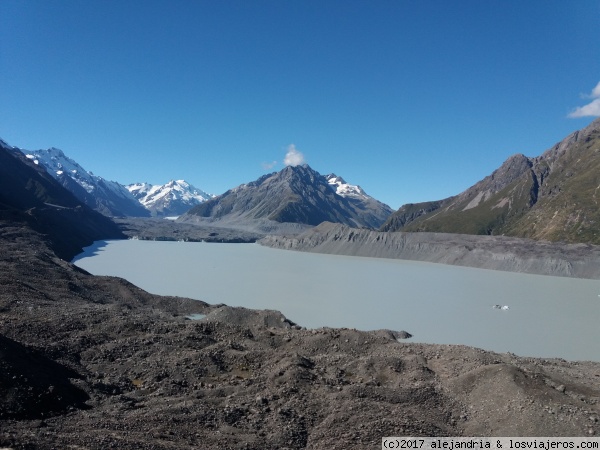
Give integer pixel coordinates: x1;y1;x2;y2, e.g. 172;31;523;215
72;237;600;362
116;218;600;279
2;219;600;444
259;222;600;279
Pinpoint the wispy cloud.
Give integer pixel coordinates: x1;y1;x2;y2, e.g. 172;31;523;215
262;160;278;170
283;144;305;166
568;81;600;118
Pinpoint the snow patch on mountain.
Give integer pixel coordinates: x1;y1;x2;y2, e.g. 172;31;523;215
21;147;141;207
11;141;213;217
325;173;369;200
182;164;392;229
127;180;214;216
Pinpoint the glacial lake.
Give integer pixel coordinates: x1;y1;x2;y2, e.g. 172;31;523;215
72;239;600;362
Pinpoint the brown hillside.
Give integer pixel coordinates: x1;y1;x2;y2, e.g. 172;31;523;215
381;118;600;244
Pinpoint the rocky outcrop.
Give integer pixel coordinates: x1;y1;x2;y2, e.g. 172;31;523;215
261;222;600;278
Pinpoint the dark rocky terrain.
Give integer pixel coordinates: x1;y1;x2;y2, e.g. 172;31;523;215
0;143;124;259
381;118;600;244
1;140;600;448
180;164;392;231
5;143;151;218
115;217;264;243
2;223;600;449
261;222;600;278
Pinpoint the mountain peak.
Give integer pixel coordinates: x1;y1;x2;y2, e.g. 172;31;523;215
277;163;319;179
381;118;600;244
182;165;392;229
126;180;213;217
325;173;368;200
325;173;346;184
285;162;310;169
47;147;66;157
16;146;149;217
278;163;314;176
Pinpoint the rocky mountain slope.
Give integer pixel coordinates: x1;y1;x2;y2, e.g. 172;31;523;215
0;141;124;259
17;145;150;218
180;164;392;231
260;222;600;278
1;137;599;446
127;180;213;217
381;118;600;244
10;141;213;218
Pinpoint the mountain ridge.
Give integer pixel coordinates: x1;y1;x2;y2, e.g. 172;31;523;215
17;146;150;217
381;118;600;244
0;141;124;259
126;180;214;217
7;142;213;218
180;164;393;230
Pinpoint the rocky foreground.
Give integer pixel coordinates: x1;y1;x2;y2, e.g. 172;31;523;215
1;222;600;449
260;222;600;279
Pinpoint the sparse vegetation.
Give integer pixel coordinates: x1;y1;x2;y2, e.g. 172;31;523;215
382;119;600;244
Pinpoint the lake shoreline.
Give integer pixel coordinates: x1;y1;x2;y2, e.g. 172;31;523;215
117;218;600;279
73;238;600;362
260;222;600;279
3;219;600;445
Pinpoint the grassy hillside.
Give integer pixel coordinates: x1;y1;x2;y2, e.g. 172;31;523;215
382;118;600;244
506;123;600;243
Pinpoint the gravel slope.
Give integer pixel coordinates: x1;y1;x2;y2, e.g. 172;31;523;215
1;221;599;449
260;222;600;279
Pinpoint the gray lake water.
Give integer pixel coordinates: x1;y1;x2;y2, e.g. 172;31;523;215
72;239;600;361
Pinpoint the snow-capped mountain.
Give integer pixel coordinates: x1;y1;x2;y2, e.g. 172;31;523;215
20;147;149;217
127;180;214;217
0;140;124;258
181;164;393;229
14;144;214;218
325;173;369;200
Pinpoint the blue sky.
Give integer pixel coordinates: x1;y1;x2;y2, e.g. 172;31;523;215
1;1;599;209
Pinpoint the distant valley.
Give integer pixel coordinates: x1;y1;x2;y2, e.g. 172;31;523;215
2;124;600;445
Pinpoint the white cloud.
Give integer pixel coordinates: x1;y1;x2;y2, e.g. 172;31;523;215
591;81;600;98
283;144;305;166
262;160;278;170
568;98;600;118
568;81;600;118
